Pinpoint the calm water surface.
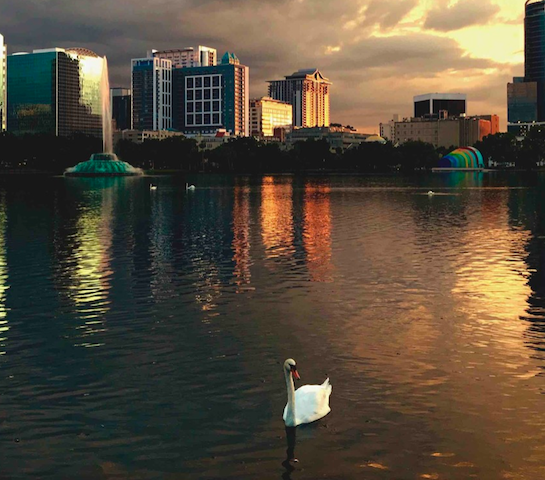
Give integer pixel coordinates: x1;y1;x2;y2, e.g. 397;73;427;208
2;173;545;479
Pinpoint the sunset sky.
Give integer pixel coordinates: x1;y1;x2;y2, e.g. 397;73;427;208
0;0;527;131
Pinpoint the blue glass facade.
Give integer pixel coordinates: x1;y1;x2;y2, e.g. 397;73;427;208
7;49;103;137
525;1;545;121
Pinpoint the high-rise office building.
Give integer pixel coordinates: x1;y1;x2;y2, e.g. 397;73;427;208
152;46;217;69
508;1;545;134
414;93;467;118
172;52;249;136
111;87;131;130
131;56;172;131
0;34;6;131
7;47;107;137
250;97;292;137
268;69;331;128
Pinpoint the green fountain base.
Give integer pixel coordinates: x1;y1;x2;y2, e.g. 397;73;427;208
65;153;143;177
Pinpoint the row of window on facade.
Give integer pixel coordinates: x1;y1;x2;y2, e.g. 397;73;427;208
186;89;221;101
187;101;221;113
187;113;222;126
186;75;222;89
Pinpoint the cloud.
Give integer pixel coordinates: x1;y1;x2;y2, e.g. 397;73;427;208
424;0;500;32
0;0;518;130
345;0;419;30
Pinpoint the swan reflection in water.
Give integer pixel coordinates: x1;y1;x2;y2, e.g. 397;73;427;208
282;426;298;479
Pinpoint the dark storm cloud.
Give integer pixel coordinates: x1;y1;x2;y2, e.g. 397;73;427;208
424;0;500;32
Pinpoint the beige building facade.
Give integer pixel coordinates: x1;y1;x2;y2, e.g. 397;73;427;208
268;69;331;128
151;46;217;68
287;126;371;151
250;97;292;137
386;115;500;148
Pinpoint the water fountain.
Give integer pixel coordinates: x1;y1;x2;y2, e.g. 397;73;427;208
65;56;143;177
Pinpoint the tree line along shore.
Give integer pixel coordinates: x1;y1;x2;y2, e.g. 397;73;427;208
0;129;543;175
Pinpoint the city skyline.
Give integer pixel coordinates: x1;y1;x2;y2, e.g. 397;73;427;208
0;0;526;132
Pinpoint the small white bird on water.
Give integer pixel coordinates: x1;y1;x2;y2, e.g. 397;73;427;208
427;190;435;196
283;358;332;427
186;183;196;191
150;184;157;191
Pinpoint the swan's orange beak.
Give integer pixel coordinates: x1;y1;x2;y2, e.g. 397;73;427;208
292;369;300;380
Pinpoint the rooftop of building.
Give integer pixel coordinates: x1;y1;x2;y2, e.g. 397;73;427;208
285;68;331;83
250;96;292;105
221;52;240;65
413;92;467;102
152;46;217;54
11;47;102;58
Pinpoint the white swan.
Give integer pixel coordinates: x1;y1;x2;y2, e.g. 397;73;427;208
186;183;196;191
427;190;435;196
283;358;332;427
150;184;157;191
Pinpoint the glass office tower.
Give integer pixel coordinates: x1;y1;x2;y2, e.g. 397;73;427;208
525;0;545;120
525;0;545;82
0;34;6;131
508;1;545;134
7;47;105;137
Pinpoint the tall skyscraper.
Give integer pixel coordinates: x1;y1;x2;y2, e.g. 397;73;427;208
111;87;131;130
152;46;217;69
7;47;107;137
172;52;249;136
414;93;467;118
131;56;172;131
268;69;331;128
508;0;545;134
0;34;6;131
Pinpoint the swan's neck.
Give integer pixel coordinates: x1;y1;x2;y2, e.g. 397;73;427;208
284;369;296;427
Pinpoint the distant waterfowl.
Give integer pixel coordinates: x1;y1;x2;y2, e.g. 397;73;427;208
427;190;435;196
283;359;332;427
186;183;196;191
150;184;157;191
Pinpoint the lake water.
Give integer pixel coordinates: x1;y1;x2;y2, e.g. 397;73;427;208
2;173;545;479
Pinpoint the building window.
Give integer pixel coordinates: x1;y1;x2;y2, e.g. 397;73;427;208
204;77;211;88
204;101;211;112
213;89;220;99
196;90;202;100
204;114;211;124
187;114;194;125
196;114;203;124
195;77;202;88
213;76;220;87
187;91;194;101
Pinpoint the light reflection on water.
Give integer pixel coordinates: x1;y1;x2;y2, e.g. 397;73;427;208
2;174;545;479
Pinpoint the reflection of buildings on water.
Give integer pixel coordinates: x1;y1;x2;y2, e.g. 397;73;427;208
63;188;114;347
508;183;545;357
452;191;531;322
184;188;228;319
261;177;295;265
303;183;333;282
0;196;8;355
232;184;252;289
149;189;174;301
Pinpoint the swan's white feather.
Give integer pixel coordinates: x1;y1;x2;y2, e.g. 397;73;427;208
283;378;332;426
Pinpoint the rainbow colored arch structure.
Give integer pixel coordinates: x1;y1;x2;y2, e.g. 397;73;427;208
438;147;484;169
